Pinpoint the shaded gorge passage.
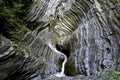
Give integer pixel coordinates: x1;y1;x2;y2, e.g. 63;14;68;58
48;40;68;77
0;0;120;80
24;0;120;79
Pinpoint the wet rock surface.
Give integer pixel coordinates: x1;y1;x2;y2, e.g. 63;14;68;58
0;0;120;80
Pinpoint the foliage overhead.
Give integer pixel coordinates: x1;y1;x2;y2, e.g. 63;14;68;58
0;0;33;38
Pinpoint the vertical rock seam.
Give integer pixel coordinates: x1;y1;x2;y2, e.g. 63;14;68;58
48;40;67;77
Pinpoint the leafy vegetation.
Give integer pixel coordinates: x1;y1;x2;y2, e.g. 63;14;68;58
103;70;120;80
0;0;33;38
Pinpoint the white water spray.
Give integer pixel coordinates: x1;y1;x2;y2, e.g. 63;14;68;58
48;41;67;77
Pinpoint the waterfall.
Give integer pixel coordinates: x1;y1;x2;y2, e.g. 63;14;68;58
27;0;120;79
54;53;67;77
48;40;67;77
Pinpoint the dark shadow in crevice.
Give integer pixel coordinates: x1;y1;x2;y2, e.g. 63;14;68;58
100;63;107;69
56;43;71;76
56;44;70;58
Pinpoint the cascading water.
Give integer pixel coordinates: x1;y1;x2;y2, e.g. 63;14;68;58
0;0;120;80
26;0;120;79
48;40;67;77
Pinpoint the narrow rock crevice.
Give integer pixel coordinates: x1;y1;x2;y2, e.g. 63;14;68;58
56;44;70;58
55;43;73;76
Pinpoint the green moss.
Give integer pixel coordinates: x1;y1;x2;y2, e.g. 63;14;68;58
0;34;3;37
50;20;57;30
13;42;30;57
103;70;120;80
65;59;76;76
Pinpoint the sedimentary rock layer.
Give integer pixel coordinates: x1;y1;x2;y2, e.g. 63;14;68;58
0;0;120;80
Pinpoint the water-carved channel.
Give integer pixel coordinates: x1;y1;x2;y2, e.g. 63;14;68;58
48;41;67;77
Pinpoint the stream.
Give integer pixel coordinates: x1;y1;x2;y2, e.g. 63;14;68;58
48;40;67;77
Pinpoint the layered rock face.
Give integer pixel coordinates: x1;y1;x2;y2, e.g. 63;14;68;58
0;32;65;80
0;0;120;80
28;0;120;78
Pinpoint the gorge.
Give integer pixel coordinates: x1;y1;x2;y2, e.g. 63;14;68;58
0;0;120;80
48;40;67;77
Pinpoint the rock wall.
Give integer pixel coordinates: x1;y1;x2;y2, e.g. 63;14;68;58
0;0;120;80
28;0;120;77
